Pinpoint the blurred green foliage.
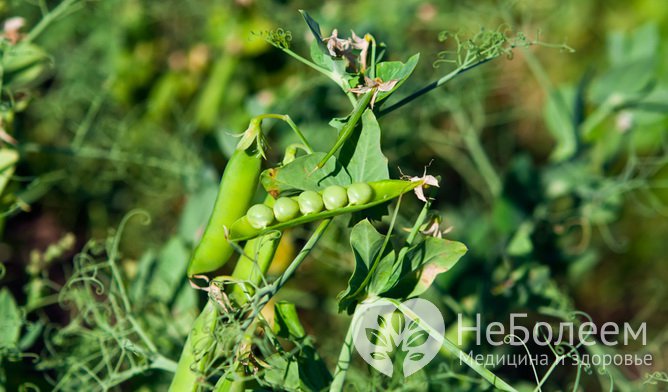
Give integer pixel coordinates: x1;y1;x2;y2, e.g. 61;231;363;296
1;0;667;391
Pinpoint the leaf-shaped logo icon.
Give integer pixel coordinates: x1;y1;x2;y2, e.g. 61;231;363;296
370;351;388;360
351;298;444;378
366;327;390;349
405;329;429;348
408;352;425;361
390;309;405;336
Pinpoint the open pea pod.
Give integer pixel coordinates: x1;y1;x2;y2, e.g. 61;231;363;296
228;180;420;241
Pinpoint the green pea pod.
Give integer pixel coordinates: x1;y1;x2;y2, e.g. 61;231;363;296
229;179;419;241
168;300;218;392
229;195;281;305
187;147;262;277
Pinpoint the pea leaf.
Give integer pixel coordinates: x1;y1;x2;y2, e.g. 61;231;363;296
383;237;467;298
337;220;392;313
339;109;389;183
607;23;658;66
0;148;19;197
374;53;420;104
507;221;534;257
310;39;347;78
544;87;577;162
589;59;655;105
299;10;327;52
261;153;351;196
148;237;190;303
274;301;306;339
0;288;22;350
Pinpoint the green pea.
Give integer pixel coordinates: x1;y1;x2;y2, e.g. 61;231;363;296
298;190;324;215
322;185;348;210
347;183;374;205
274;197;300;222
247;204;275;229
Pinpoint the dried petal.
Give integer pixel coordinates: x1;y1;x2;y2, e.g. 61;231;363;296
410;174;440;202
378;79;398;92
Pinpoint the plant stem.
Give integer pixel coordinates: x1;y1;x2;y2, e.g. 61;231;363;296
247;219;332;328
451;110;502;198
24;0;81;43
378;58;494;118
255;114;313;153
168;300;219;392
329;314;356;392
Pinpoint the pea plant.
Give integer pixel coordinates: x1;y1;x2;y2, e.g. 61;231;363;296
165;12;562;392
7;5;633;392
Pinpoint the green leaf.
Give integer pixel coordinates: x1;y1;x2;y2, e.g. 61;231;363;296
339;109;389;183
607;23;659;66
367;247;399;295
408;237;467;297
261;153;351;196
178;169;219;243
0;148;19;197
264;354;302;391
589;58;655;105
337;220;386;313
544;87;577;162
274;301;306;339
310;39;347;78
385;237;467;298
507;221;534;257
148;237;190;303
299;10;326;50
0;288;21;349
374;53;420;104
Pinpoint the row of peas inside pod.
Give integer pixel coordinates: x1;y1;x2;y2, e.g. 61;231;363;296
247;183;374;229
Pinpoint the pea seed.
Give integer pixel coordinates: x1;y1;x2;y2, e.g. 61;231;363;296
322;185;348;210
247;204;275;229
298;190;324;215
347;183;374;205
274;197;300;222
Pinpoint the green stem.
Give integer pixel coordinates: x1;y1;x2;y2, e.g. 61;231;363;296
316;91;373;170
24;0;80;43
329;315;356;392
244;219;331;329
255;114;313;153
451;111;501;198
168;300;219;392
378;58;494;118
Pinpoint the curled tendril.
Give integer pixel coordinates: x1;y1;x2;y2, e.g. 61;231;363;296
643;371;668;385
255;28;292;50
18;382;40;392
433;26;573;69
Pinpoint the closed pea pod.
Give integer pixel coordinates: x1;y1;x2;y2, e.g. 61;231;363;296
187;123;263;277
